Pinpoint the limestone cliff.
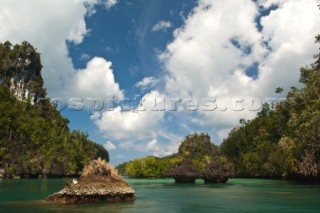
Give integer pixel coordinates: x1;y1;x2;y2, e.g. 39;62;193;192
0;41;45;104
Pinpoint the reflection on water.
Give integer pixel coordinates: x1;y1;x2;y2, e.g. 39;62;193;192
0;178;320;213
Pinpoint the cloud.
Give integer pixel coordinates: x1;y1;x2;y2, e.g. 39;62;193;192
116;155;125;159
86;0;118;13
105;0;118;9
152;20;173;32
117;138;179;157
146;139;169;157
159;0;320;132
80;53;91;61
72;57;123;100
144;138;180;157
119;140;133;150
104;141;117;151
93;90;165;139
146;139;160;153
0;0;119;99
135;76;159;90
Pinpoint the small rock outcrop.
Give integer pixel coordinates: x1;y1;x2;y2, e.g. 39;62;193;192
0;41;44;104
202;156;235;183
163;159;200;183
46;158;135;203
163;133;234;183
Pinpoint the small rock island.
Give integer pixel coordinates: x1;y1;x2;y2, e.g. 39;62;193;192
163;133;234;183
46;158;135;203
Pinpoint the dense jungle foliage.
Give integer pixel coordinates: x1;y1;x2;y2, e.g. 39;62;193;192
0;41;108;178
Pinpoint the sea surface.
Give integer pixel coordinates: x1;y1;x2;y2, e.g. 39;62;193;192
0;178;319;213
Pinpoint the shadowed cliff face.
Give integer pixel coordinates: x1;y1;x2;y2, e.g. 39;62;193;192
0;41;45;104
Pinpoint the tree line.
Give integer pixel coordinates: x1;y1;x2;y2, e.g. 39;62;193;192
221;34;320;179
117;133;234;183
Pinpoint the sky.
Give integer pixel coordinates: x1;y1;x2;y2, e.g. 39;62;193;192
0;0;320;166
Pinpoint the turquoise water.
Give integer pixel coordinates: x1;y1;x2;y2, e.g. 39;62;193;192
0;178;320;213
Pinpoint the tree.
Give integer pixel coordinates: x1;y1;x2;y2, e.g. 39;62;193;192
164;133;234;183
220;29;320;179
275;87;284;94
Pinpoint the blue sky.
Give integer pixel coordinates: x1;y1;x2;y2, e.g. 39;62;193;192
68;0;196;97
1;0;320;166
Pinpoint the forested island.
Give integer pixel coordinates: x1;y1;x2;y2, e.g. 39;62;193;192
117;133;234;183
0;41;108;178
117;34;320;182
1;29;319;182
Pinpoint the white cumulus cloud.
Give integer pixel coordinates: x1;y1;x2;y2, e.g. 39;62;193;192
80;53;91;61
93;90;165;139
0;0;120;100
152;20;173;32
105;0;118;9
104;141;117;151
160;0;320;134
117;138;179;157
143;138;179;157
135;76;159;90
73;57;123;100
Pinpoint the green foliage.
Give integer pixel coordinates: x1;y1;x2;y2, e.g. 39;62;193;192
178;133;216;159
0;41;108;178
314;34;320;69
122;155;182;178
275;87;284;94
5;167;14;177
0;85;108;177
116;162;129;176
119;133;232;180
220;34;320;179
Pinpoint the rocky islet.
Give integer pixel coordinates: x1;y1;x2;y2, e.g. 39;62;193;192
46;158;136;203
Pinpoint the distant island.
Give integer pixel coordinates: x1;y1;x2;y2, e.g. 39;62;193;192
117;133;234;183
117;34;320;182
0;41;108;179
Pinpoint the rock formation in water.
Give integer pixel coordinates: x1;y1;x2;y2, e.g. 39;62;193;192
46;158;135;203
163;159;200;183
202;155;235;183
163;133;234;183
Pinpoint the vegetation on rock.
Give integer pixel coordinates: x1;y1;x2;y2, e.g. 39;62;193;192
164;133;234;183
81;158;121;181
46;158;135;203
121;155;181;178
0;41;108;178
118;133;234;183
220;33;320;180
